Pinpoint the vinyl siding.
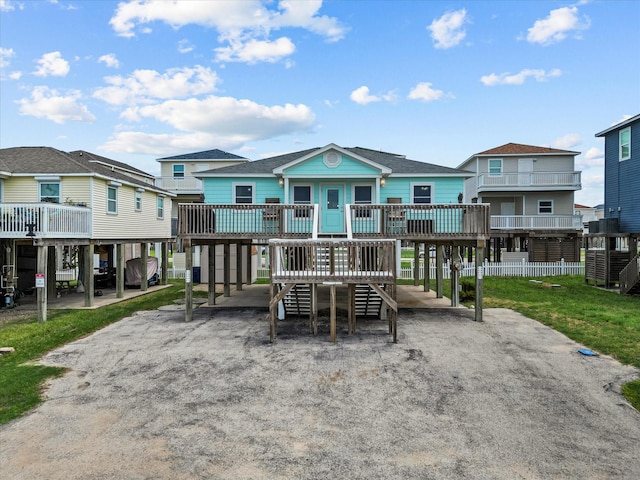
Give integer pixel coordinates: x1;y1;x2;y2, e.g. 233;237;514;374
284;154;380;176
382;177;463;204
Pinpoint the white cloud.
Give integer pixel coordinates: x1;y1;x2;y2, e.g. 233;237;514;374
427;9;469;49
408;82;445;102
98;53;120;69
350;86;380;105
33;51;70;77
551;133;581;150
576;147;604;168
93;65;220;106
480;68;562;86
215;37;295;64
178;39;194;54
0;47;15;68
100;96;315;154
526;6;590;46
109;0;346;64
0;0;18;12
17;86;95;124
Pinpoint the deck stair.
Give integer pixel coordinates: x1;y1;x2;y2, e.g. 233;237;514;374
354;284;383;317
619;254;640;296
282;284;311;316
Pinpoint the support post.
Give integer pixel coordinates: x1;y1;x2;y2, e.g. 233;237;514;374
246;243;252;286
185;244;193;322
83;243;94;307
116;243;125;298
475;241;485;322
161;241;169;285
208;243;216;305
413;243;420;287
236;242;243;291
330;284;337;343
224;242;231;297
435;245;444;298
424;243;430;292
140;242;148;292
451;246;460;307
36;244;48;323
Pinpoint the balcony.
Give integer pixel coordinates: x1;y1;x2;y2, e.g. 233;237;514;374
0;203;92;239
155;176;203;194
491;214;584;231
478;172;581;191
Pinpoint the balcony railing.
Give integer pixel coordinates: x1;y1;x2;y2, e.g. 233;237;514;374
478;172;581;189
348;204;490;240
0;203;92;239
270;238;396;284
491;214;583;230
178;203;318;239
155;176;203;192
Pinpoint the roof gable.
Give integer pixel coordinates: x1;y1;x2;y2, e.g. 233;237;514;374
157;149;248;161
595;113;640;137
273;144;390;175
475;143;579;156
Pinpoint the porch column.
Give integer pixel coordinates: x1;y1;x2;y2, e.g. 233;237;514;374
36;244;48;323
161;241;169;285
47;246;56;299
236;242;243;291
475;240;485;322
83;243;94;308
424;243;430;292
185;244;193;322
413;243;420;287
450;246;460;307
208;242;216;305
435;245;444;299
224;242;231;297
140;242;148;292
116;243;125;298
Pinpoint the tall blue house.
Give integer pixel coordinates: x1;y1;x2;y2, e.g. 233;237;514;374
177;144;491;340
588;114;640;294
595;113;640;233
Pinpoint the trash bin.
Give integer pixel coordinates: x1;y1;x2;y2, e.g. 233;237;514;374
193;267;201;284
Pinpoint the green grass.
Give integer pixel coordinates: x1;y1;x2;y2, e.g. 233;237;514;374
435;275;640;410
0;280;207;425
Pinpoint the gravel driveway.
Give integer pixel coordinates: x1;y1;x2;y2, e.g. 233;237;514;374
1;305;639;479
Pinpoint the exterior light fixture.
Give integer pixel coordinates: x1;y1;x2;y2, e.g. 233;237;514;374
380;178;386;187
278;177;284;187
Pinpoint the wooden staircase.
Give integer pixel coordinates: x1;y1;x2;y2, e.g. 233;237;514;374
354;284;383;317
282;284;311;316
619;254;640;295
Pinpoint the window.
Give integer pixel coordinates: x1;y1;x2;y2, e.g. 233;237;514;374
157;196;164;219
411;184;432;204
488;158;502;175
354;185;372;218
107;185;118;213
293;185;311;218
39;182;60;203
538;200;553;214
620;127;631;161
135;191;142;211
234;184;254;204
173;164;185;179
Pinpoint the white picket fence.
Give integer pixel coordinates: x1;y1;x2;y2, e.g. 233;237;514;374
254;258;583;280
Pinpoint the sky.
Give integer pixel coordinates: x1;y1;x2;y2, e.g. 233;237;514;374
1;0;639;207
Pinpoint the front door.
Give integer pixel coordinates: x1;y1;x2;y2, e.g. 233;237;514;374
321;184;344;233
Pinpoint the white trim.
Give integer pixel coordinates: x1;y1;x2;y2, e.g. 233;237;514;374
620;127;631;161
488;158;502;176
34;176;61;181
134;190;142;212
232;182;256;204
538;199;554;214
106;184;118;214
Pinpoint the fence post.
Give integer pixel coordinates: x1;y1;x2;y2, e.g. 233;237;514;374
561;258;565;275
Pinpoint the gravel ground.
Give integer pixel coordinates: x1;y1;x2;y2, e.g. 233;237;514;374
1;305;639;479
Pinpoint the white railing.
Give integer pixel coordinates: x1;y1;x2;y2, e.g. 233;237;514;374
478;171;581;189
491;214;583;230
155;176;203;192
0;203;92;239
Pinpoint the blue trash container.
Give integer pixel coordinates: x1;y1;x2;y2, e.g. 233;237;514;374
192;267;201;284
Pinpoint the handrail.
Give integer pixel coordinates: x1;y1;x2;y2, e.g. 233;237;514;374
491;214;583;230
619;254;640;295
0;202;92;239
478;171;581;188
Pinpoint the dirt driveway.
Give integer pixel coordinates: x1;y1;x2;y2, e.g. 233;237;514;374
1;305;639;479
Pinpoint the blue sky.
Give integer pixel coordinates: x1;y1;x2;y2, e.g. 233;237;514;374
1;0;639;207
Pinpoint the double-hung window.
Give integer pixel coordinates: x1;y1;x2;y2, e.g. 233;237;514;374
135;191;142;211
107;185;118;213
538;200;553;214
157;196;164;219
293;185;311;218
39;182;60;203
412;184;432;204
620;127;631;161
234;184;254;204
173;164;185;179
488;158;502;176
354;185;372;218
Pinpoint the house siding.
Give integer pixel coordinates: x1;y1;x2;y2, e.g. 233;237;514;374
284;154;380;176
603;119;640;232
382;177;463;204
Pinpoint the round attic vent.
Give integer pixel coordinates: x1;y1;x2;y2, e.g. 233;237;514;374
323;151;341;168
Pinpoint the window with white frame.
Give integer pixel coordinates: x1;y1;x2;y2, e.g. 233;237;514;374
234;184;254;204
620;127;631;161
354;185;372;218
157;196;164;218
173;164;185;179
107;185;118;213
488;158;502;175
538;200;553;214
39;182;60;203
411;184;432;204
293;185;311;218
135;190;142;211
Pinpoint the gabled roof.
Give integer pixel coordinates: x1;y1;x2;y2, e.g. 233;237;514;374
157;149;248;162
196;144;472;177
0;147;173;196
474;143;579;156
595;113;640;137
70;150;154;179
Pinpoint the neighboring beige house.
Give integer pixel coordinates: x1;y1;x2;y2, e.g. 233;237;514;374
155;149;248;222
0;146;175;320
458;143;583;261
574;203;604;234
